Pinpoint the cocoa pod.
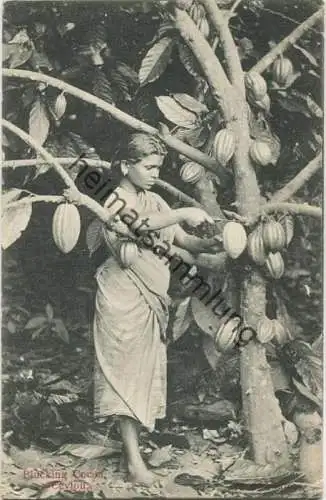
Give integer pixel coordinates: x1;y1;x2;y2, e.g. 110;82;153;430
119;241;139;268
262;220;286;252
247;226;266;265
180;161;205;184
215;318;240;353
212;128;236;166
272;57;294;87
53;93;67;120
52;203;81;254
266;252;285;279
245;71;267;101
280;215;294;246
272;319;288;345
223;221;247;259
256;316;275;343
189;2;201;23
254;94;271;113
199;17;210;38
250;139;273;166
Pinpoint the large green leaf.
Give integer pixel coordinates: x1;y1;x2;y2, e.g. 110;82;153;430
293;43;319;67
52;318;70;343
202;334;222;370
2;189;22;209
86;218;104;256
58;443;121;458
173;93;208;114
1;202;33;250
8;44;33;68
276;90;323;119
29;98;50;146
139;37;174;86
115;61;139;84
48;393;79;405
174;126;209;148
171;297;191;342
155;96;198;128
92;69;114;104
111;69;131;101
24;315;47;330
5;30;33;68
177;42;202;78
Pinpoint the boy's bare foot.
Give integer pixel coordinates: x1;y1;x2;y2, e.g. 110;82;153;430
128;463;156;486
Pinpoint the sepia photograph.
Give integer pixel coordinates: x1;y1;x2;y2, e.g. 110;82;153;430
1;0;323;498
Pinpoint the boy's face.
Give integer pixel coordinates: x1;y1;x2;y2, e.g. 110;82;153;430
126;154;164;190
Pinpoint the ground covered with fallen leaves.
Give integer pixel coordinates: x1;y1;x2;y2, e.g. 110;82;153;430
2;418;323;499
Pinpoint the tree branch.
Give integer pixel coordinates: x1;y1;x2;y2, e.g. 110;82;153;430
3;156;204;211
3;68;231;181
260;202;322;219
2;120;77;189
229;0;243;16
3;158;112;171
258;6;323;34
174;7;234;120
155;179;202;208
250;7;323;75
6;195;64;209
269;153;322;203
199;0;245;97
2;120;114;224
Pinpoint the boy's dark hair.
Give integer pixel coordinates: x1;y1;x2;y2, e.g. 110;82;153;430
121;133;167;163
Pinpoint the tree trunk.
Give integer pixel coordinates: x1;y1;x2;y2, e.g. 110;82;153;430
240;272;290;464
175;2;290;467
234;108;290;465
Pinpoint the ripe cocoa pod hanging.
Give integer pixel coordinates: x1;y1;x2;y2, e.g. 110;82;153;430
53;93;67;120
119;241;139;268
212;128;236;166
280;215;294;246
262;220;286;251
272;57;294;87
266;251;285;279
180;161;205;184
247;226;266;265
215;318;240;353
272;319;288;345
256;316;275;343
52;203;81;254
245;72;267;101
223;221;247;259
199;17;210;38
189;2;201;23
250;139;273;166
254;94;271;113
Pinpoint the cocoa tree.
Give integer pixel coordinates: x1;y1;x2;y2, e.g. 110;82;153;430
2;0;323;479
